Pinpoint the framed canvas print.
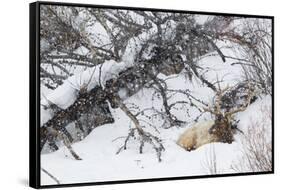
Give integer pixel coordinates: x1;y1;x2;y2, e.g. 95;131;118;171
29;1;274;188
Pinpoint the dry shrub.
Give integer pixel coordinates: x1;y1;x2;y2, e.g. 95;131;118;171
231;105;272;172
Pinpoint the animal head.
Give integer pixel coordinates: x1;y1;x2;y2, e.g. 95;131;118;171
208;114;233;143
177;83;255;151
205;84;255;144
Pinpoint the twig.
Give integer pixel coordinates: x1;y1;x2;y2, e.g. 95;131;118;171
41;168;60;184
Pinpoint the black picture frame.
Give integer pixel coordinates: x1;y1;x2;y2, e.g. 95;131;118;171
30;1;274;188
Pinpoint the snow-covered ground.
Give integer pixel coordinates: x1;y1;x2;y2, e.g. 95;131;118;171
41;93;271;185
40;51;272;185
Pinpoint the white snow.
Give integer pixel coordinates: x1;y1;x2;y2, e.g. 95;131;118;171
40;60;132;125
40;13;272;185
41;93;271;185
41;55;272;184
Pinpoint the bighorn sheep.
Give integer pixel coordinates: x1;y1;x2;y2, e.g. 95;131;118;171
177;84;255;151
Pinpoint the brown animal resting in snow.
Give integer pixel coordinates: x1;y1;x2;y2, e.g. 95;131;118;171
177;117;234;151
177;85;255;151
